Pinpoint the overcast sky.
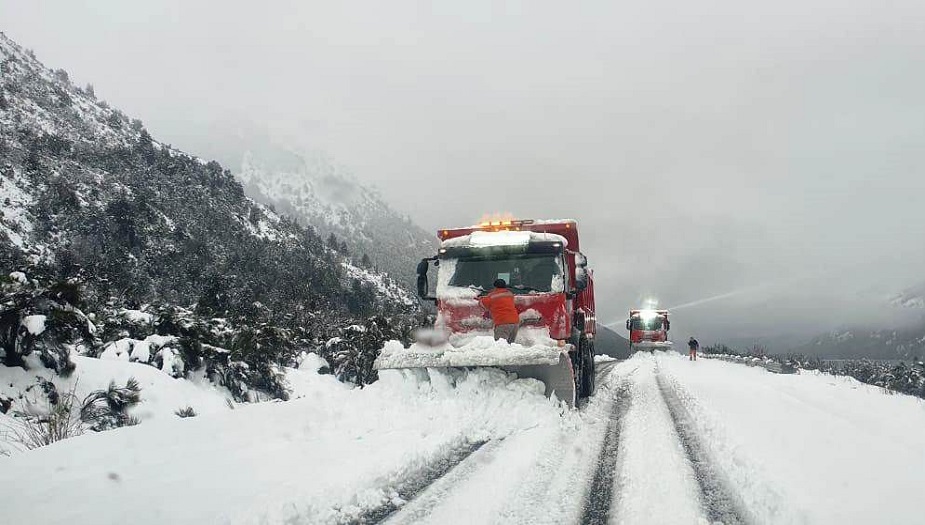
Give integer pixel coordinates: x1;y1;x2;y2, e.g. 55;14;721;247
4;1;924;345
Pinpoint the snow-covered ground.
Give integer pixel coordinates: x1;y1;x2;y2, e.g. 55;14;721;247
2;351;924;524
0;362;569;524
0;355;236;456
658;354;925;524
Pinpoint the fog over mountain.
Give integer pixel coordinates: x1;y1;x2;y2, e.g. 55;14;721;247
176;117;436;288
5;0;924;348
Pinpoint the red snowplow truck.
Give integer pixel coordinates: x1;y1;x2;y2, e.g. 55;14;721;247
626;309;672;351
374;219;597;406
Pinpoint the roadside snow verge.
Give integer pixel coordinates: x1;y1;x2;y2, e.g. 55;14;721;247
0;360;566;524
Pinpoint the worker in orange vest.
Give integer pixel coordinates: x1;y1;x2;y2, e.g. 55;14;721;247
479;279;520;343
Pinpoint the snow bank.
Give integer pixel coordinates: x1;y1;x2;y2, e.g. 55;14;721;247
0;355;235;456
0;358;568;524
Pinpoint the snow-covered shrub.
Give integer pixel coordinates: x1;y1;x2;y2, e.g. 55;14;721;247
174;406;197;418
324;316;415;386
833;359;925;398
227;325;295;400
707;343;925;400
0;273;95;376
79;378;141;431
207;361;256;402
153;342;186;378
3;380;83;449
883;360;925;397
3;376;143;448
95;305;156;342
0;273;421;403
207;359;288;403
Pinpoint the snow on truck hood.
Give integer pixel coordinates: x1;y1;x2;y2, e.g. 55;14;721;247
441;230;568;249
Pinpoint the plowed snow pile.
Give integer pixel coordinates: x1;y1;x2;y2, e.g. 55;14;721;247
0;356;569;524
376;335;563;368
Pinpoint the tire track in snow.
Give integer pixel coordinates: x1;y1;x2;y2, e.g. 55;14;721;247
594;360;619;384
346;439;489;525
580;377;633;525
381;438;509;524
656;369;751;525
487;363;628;524
359;361;630;525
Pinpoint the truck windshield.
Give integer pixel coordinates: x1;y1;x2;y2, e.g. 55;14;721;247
630;317;664;330
448;254;563;293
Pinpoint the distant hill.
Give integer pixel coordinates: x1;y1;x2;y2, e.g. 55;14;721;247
0;31;422;399
891;282;925;310
595;325;633;359
793;323;925;360
0;31;414;318
236;149;437;289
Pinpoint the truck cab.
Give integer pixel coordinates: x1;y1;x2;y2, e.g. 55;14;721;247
414;218;598;399
626;309;672;351
418;220;595;344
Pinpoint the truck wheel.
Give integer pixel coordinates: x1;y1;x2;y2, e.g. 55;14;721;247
579;339;594;398
586;341;596;396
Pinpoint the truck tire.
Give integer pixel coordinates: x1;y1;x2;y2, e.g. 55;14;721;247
579;339;595;398
587;341;596;395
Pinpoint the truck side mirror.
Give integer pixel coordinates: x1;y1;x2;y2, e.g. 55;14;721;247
625;319;631;330
665;320;670;330
417;258;437;302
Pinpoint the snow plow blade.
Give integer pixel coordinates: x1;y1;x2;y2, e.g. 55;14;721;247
631;341;674;352
374;341;577;407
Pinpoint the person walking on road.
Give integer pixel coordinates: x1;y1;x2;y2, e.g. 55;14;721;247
688;336;699;361
479;279;520;343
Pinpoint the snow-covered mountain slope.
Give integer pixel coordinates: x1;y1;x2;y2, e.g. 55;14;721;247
3;352;923;524
794;323;925;360
806;284;925;359
0;30;418;440
717;283;925;359
891;282;925;309
0;31;413;313
238;149;436;288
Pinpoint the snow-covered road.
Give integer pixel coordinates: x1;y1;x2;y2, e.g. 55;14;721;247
2;352;924;524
